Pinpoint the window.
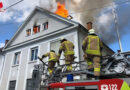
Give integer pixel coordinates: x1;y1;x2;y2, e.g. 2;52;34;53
14;52;21;65
43;22;48;30
33;25;40;34
8;81;16;90
26;29;31;36
31;47;38;61
26;79;35;90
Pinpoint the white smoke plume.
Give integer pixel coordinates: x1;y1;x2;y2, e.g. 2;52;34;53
1;0;129;44
94;1;130;44
46;0;130;44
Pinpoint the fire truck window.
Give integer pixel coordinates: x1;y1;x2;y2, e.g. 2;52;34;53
26;29;31;36
33;25;40;34
43;22;48;30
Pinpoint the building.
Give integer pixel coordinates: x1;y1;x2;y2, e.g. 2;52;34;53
0;48;4;82
0;7;114;90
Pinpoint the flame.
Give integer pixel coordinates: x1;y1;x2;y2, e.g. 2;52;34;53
55;2;69;18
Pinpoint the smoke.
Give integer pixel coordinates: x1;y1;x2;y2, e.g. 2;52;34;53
94;6;117;44
38;0;130;44
39;0;57;12
39;0;65;12
65;0;118;44
94;1;130;44
66;0;130;44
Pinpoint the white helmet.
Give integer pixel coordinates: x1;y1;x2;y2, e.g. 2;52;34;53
88;29;95;34
60;37;64;41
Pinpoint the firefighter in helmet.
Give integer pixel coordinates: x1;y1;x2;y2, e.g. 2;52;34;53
82;22;103;79
58;38;75;72
39;50;58;75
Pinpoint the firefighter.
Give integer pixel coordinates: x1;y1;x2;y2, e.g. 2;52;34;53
39;50;58;75
58;38;75;72
82;22;103;79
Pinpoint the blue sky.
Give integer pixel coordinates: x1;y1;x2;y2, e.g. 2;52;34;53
0;0;130;53
0;22;21;43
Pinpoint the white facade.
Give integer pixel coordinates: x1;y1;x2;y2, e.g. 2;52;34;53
0;54;4;82
0;7;114;90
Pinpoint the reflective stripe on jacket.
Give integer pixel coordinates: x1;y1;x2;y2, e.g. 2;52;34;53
60;41;74;56
84;35;101;56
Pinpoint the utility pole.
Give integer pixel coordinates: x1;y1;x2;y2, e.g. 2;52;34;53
112;2;123;52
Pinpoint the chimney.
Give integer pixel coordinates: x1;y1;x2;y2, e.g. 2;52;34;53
86;22;93;30
5;40;9;45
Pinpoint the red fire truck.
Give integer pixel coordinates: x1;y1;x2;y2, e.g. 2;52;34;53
46;79;130;90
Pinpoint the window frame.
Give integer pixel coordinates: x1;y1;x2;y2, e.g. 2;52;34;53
33;25;40;34
43;21;48;31
30;47;38;61
26;29;31;36
13;52;21;65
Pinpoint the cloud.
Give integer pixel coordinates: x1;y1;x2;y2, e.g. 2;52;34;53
98;13;111;25
94;2;130;44
0;0;59;22
16;10;30;23
0;11;13;22
0;43;5;48
0;0;46;23
0;0;60;23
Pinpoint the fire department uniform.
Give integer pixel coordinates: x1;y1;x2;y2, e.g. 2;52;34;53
82;33;102;76
58;40;75;72
42;52;58;75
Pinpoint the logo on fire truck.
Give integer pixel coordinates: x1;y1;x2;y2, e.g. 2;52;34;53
101;84;108;90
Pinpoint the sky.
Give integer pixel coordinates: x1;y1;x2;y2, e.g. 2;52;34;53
0;0;130;53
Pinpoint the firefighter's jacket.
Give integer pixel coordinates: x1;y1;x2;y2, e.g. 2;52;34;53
59;40;74;56
43;52;58;61
82;34;102;56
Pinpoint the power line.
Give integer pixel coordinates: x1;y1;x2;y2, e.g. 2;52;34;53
5;0;24;10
